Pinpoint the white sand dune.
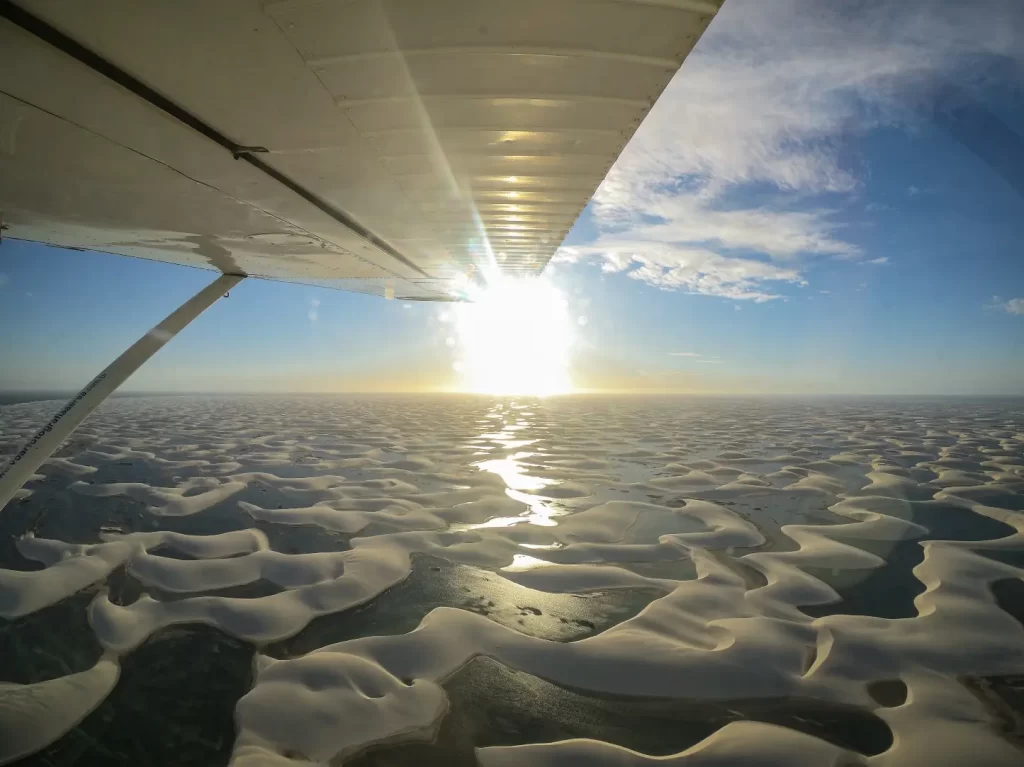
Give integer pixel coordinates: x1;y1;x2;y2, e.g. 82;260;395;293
0;656;119;765
0;395;1022;764
477;722;853;766
2;536;135;617
1;529;271;618
477;671;1024;766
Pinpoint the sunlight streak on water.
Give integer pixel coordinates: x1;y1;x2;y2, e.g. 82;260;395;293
457;405;567;530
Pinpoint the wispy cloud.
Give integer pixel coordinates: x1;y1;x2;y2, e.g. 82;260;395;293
563;0;1023;300
668;351;724;364
308;297;320;322
992;297;1024;315
862;257;890;266
561;242;804;302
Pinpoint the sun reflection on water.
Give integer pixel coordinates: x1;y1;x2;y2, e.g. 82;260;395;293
501;553;554;572
475;452;551;492
455;403;568;530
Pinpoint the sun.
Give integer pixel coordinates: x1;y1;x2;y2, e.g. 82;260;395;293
450;276;574;396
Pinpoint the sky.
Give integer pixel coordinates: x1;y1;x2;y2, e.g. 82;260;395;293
2;0;1024;396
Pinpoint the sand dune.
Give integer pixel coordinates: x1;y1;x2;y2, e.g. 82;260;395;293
0;395;1022;764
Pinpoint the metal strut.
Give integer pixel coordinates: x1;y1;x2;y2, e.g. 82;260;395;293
0;272;244;511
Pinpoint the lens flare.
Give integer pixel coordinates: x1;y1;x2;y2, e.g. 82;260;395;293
451;277;573;396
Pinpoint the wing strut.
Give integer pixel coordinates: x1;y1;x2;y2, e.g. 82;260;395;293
0;272;244;511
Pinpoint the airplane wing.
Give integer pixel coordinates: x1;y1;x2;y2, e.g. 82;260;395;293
0;0;722;300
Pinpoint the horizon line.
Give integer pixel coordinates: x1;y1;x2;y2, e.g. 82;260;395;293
3;389;1024;400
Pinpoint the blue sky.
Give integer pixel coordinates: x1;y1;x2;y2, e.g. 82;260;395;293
2;0;1023;395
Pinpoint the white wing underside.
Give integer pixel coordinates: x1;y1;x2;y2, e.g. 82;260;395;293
0;0;721;300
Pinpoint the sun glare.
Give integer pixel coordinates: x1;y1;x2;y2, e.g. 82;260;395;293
451;277;574;396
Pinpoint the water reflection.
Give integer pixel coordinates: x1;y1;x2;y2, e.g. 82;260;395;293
459;403;566;530
502;544;563;572
476;452;549;492
502;554;553;572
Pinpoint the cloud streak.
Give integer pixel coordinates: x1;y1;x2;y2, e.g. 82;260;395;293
565;0;1023;301
667;351;724;365
562;241;804;302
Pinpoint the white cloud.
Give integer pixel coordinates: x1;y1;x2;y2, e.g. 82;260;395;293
616;0;1022;195
997;297;1024;315
862;257;890;265
308;297;320;322
668;352;701;357
571;0;1023;300
562;241;804;302
592;185;857;262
